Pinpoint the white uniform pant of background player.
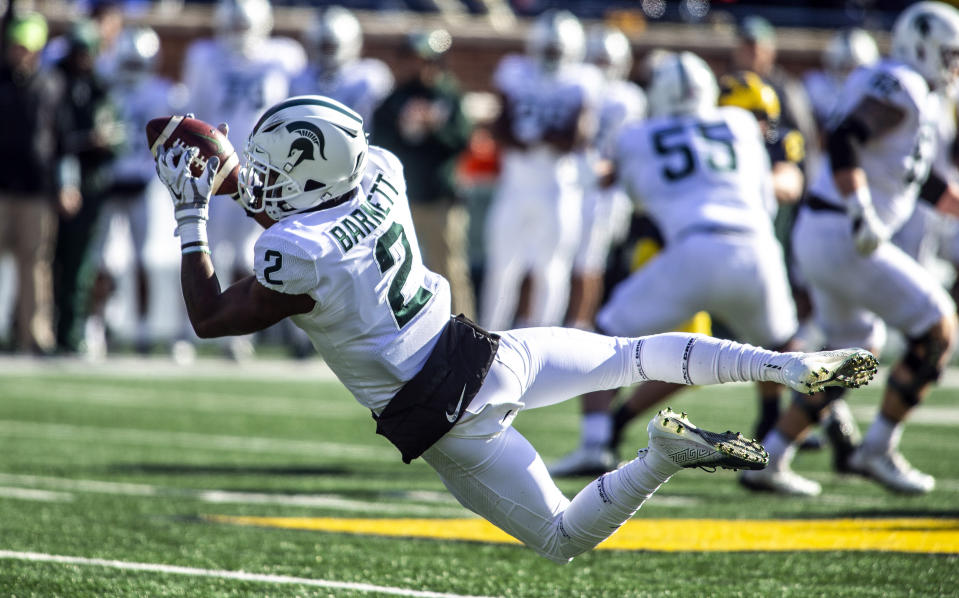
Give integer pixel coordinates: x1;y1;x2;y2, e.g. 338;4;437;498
421;327;789;563
595;232;798;347
793;208;955;350
208;197;261;279
91;179;191;344
480;150;582;330
574;184;632;275
893;201;959;278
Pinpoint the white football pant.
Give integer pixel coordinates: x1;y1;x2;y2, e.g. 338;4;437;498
422;326;803;563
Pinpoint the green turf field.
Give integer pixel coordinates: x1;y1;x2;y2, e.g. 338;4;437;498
1;356;957;597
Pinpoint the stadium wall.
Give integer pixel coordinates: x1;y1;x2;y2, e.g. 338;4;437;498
38;4;889;95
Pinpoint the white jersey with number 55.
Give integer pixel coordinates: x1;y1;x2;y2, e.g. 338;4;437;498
252;146;451;413
614;105;776;244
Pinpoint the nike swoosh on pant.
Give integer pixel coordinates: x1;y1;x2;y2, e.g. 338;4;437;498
446;384;468;423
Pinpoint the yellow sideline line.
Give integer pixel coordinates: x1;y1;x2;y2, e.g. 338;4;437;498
205;515;959;554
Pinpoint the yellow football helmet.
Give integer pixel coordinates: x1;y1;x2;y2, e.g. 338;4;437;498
718;70;781;123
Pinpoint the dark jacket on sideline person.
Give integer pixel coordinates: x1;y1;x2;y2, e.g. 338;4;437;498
0;63;66;197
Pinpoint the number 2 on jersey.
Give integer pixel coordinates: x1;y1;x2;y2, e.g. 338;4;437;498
653;122;737;181
375;222;433;329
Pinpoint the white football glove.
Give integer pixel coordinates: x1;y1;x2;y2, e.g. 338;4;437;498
845;187;889;256
155;145;220;251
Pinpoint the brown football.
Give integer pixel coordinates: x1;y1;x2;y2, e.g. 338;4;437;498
145;115;240;196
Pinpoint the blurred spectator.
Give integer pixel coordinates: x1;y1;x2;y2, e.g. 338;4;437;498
457;124;500;298
373;29;475;317
732;16;819;168
52;19;124;354
42;0;125;78
0;12;69;355
290;5;394;127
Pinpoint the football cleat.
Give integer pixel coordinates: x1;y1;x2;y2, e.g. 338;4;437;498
848;447;935;494
822;399;862;473
548;445;617;478
739;466;823;496
780;348;878;394
646;408;768;471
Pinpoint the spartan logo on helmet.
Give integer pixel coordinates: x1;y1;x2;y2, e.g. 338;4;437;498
282;120;327;173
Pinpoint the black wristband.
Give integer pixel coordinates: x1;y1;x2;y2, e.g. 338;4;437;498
827;117;872;172
918;171;948;205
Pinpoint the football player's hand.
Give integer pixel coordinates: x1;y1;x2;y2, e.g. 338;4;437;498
848;198;889;256
156;145;219;228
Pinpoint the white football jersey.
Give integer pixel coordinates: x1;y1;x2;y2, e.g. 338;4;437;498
182;37;306;152
253;146;451;413
494;54;603;148
594;78;647;157
614;106;776;244
111;75;187;184
802;69;844;126
808;59;939;233
289;58;394;126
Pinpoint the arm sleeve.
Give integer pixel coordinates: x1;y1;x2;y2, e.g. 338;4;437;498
826;115;872;172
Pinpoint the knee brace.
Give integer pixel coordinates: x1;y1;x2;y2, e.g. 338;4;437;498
888;329;949;406
791;386;847;422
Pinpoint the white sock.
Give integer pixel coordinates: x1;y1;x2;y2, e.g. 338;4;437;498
862;414;901;454
632;333;794;386
762;430;796;472
557;451;674;559
582;412;612;447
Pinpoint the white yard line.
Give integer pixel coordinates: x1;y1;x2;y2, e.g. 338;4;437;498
851;405;959;425
0;487;72;502
0;355;339;381
0;420;393;460
0;473;469;516
0;551;499;598
3;381;359;419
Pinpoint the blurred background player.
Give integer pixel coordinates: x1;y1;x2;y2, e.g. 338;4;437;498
0;12;69;355
480;9;601;331
716;69;812;443
42;0;125;79
181;0;305;359
86;26;189;356
373;29;475;317
732;15;818;167
551;52;800;476
290;5;393;128
566;24;646;330
742;1;959;496
803;28;880;136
